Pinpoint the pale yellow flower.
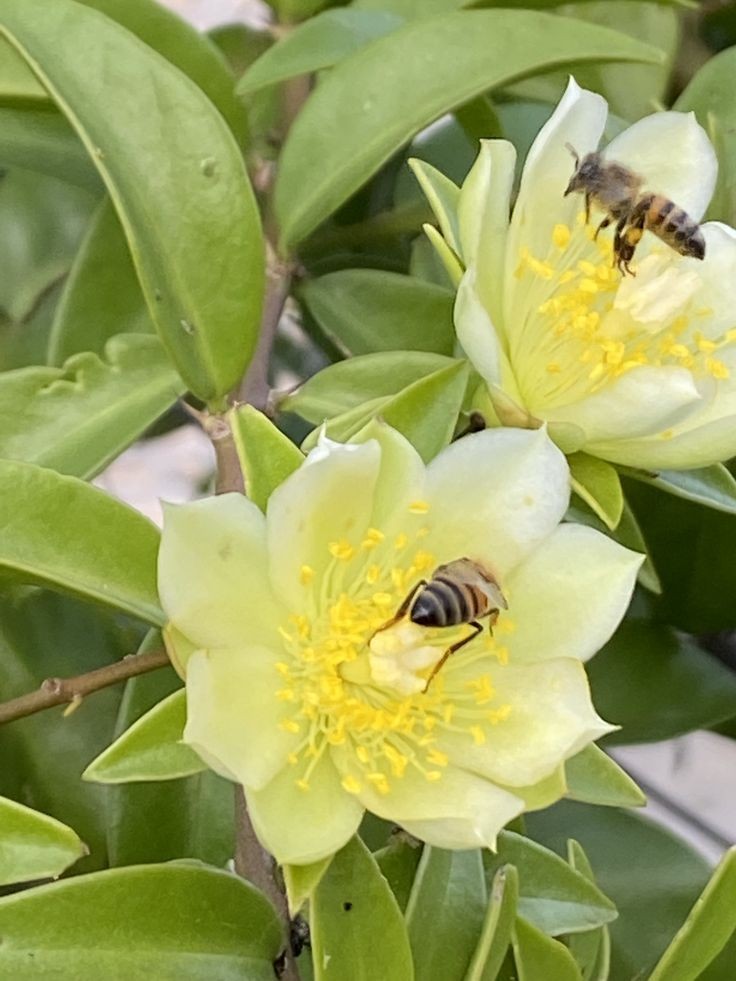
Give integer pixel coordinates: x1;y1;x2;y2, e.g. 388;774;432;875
158;425;641;864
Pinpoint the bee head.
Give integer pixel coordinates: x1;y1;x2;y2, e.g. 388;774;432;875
563;147;602;196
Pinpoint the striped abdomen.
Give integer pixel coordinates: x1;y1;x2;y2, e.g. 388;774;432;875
640;193;705;259
409;559;502;628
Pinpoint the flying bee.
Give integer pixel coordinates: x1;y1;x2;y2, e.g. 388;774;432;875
372;557;507;692
564;145;705;275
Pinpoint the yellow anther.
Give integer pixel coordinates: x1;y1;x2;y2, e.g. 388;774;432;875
546;362;561;374
552;223;571;249
287;752;299;766
726;328;736;343
367;772;390;795
296;778;310;791
278;626;293;643
356;745;371;764
299;565;314;585
394;532;409;549
578;259;596;276
660;429;674;440
708;358;730;380
408;500;430;514
276;688;296;702
341;774;362;794
329;540;354;560
495;646;509;665
275;662;291;677
372;591;394;607
579;278;598;294
362;528;385;549
470;725;486;746
365;564;381;585
488;705;512;725
412;549;435;571
425;770;442;782
427;748;449;767
279;719;301;734
697;337;717;353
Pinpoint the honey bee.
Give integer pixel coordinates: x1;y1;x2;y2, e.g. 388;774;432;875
564;145;705;275
373;558;507;691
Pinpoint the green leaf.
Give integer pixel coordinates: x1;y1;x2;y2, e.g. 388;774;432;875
0;461;162;624
274;9;661;248
676;47;736;225
485;832;617;937
300;270;455;356
527;802;713;981
566;841;610;981
0;796;87;886
281;351;456;423
283;857;333;915
405;847;486;980
83;690;203;784
230;405;304;512
0;863;283;977
237;9;403;94
373;835;422;913
565;744;645;808
466;865;519;981
623;463;736;516
101;663;234;868
311;835;413;981
0;107;98;188
48;198;153;364
0;589;133;873
512;916;582;981
0;335;183;480
589;619;736;744
569;453;624;530
649;847;736;981
0;36;46;102
0;0;264;403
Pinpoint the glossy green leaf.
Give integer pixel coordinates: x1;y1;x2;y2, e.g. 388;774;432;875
466;865;519;981
569;453;623;531
589;618;736;745
374;835;422;913
649;847;736;981
0;863;282;978
230;405;304;512
0;107;98;188
566;841;610;981
48;198;153;364
676;47;736;225
0;460;162;624
311;835;413;981
0;0;264;403
405;847;486;981
528;802;713;981
83;690;203;784
0;796;87;886
354;0;690;13
301;270;455;356
512;916;582;981
281;351;456;423
623;463;736;516
565;744;645;808
0;37;46;102
275;9;661;248
283;857;333;915
238;9;403;94
485;832;617;937
0;589;133;873
0;335;183;480
101;663;234;868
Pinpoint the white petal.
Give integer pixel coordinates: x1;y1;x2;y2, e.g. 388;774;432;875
604;111;717;221
351;420;426;534
544;365;702;444
158;495;284;649
503;523;642;663
247;755;364;865
440;658;614;788
422;427;570;577
266;439;381;609
184;647;298;791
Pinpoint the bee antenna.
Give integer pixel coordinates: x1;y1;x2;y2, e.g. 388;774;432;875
564;142;580;166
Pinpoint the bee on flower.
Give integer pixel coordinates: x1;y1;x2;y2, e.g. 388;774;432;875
158;424;641;865
413;77;736;471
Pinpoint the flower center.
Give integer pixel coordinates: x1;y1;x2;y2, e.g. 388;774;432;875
273;507;513;798
512;215;735;411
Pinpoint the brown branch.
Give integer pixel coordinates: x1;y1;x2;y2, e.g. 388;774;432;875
0;648;170;726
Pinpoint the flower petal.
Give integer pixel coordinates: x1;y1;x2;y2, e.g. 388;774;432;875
266;438;381;609
158;495;284;649
351;420;426;534
502;523;642;663
423;427;569;577
458;139;517;331
247;755;364;865
184;647;298;791
440;658;613;788
604;111;717;221
505;77;607;288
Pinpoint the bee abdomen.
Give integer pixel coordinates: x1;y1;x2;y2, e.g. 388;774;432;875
645;194;705;259
412;578;473;628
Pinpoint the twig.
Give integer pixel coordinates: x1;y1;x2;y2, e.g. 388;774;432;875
0;648;170;726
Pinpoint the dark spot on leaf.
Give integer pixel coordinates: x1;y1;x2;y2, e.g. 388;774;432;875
343;901;353;911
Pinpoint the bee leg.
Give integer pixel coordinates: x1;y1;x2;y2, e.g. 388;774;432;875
423;621;483;693
594;215;612;241
584;193;591;225
612;216;629;272
369;580;428;643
